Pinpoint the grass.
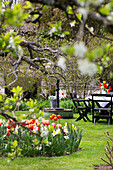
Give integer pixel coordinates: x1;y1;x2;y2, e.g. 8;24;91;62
0;111;113;170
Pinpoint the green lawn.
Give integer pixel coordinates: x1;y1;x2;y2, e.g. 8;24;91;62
0;111;113;170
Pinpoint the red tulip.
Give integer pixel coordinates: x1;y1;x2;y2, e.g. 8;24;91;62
0;122;2;126
107;89;110;93
57;115;61;119
52;114;56;118
6;130;10;136
29;124;34;130
109;86;112;90
50;116;53;120
12;124;16;128
54;117;57;121
46;120;50;125
99;84;102;87
7;125;11;129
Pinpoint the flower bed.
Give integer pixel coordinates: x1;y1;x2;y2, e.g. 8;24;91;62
0;114;82;159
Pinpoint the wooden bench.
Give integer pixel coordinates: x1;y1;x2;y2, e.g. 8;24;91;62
92;93;113;125
70;92;91;122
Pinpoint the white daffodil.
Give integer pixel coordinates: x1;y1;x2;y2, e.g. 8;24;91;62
64;136;69;140
36;144;42;151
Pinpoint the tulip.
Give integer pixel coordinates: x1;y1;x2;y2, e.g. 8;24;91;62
7;125;11;129
6;132;10;136
0;122;2;126
52;123;56;127
37;122;40;127
109;86;112;90
52;114;56;118
107;89;110;93
46;120;50;125
50;116;53;120
57;115;61;119
29;124;34;130
54;117;57;121
12;124;16;128
99;84;102;87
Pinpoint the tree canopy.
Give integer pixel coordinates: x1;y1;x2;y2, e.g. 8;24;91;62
0;0;113;89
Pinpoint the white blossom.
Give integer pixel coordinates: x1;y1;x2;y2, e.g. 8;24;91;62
49;27;57;36
8;37;16;50
57;57;66;71
17;46;23;57
74;42;87;58
70;20;76;27
77;59;97;76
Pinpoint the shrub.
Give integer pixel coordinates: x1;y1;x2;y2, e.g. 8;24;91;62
60;98;76;112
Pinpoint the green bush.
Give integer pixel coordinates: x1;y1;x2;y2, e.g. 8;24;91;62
60;99;76;112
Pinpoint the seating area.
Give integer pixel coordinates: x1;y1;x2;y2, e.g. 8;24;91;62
70;92;113;125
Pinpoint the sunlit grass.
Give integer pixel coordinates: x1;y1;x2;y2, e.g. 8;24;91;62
0;111;112;170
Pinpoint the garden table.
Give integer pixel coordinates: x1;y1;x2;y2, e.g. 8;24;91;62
91;93;113;125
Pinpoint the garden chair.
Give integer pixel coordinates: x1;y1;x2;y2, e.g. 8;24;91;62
70;92;91;122
92;93;113;125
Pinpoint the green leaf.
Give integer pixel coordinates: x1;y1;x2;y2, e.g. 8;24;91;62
13;140;18;147
4;32;10;42
99;4;111;16
67;6;74;14
34;138;39;145
23;1;32;9
0;39;5;48
61;45;74;56
76;14;82;21
0;95;3;101
64;31;70;35
4;1;10;5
